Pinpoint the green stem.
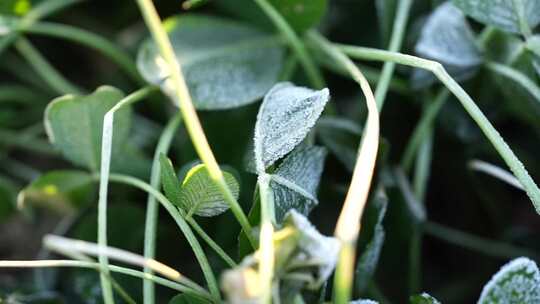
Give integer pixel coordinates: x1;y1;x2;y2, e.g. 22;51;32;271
401;90;449;171
98;86;157;304
186;217;237;268
0;260;211;300
14;37;82;94
423;221;540;260
143;114;182;304
21;21;143;83
485;61;540;102
337;43;540;215
374;0;413;109
253;0;325;88
0;0;81;56
107;173;221;301
135;0;256;248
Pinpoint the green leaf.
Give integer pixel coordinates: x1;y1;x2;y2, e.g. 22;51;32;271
17;170;94;213
44;86;131;171
214;0;327;33
179;163;239;217
137;14;284;110
414;2;482;87
254;82;330;172
355;189;388;293
169;294;210;304
160;154;240;217
270;145;327;223
453;0;540;34
478;257;540;303
317;117;362;172
410;293;441;304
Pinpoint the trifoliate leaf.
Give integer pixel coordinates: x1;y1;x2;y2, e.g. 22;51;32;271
159;155;239;217
17;170;94;213
44;86;131;171
414;2;482;88
410;293;442;304
179;164;239;217
478;257;540;304
137;14;284;110
254;82;330;172
317;117;362;172
355;189;388;293
270;145;327;223
453;0;540;34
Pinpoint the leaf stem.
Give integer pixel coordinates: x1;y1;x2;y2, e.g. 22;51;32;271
135;0;256;248
106;173;221;301
257;174;276;304
21;21;143;84
253;0;325;88
373;0;413;109
186;217;237;268
336;43;540;215
14;37;82;94
143;114;182;304
307;31;380;304
0;259;211;300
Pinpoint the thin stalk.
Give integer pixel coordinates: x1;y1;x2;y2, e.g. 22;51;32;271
424;221;540;260
469;159;524;191
0;0;82;56
485;61;540;102
106;173;221;301
401;89;449;171
253;0;325;88
135;0;256;248
258;174;276;304
143;114;182;304
0;260;211;300
97;86;157;304
307;31;380;304
186;217;237;268
374;0;413;109
14;37;82;94
337;44;540;215
22;21;142;83
278;54;298;81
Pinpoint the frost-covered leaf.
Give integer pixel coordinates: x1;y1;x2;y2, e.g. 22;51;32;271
355;190;388;293
169;294;209;304
214;0;327;33
159;155;239;217
410;293;441;304
254;82;330;171
17;170;94;212
179;164;239;217
44;86;131;171
478;257;540;304
137;14;284;110
351;300;379;304
453;0;540;34
317;117;362;172
270;145;327;223
416;2;482;68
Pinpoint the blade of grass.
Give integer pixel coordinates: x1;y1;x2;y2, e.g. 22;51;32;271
97;86;157;304
105;173;221;301
21;21;143;84
253;0;325;88
374;0;413;109
186;217;237;268
307;31;380;304
469;159;525;191
336;43;540;215
14;37;82;94
143;114;182;304
0;259;211;300
135;0;256;249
